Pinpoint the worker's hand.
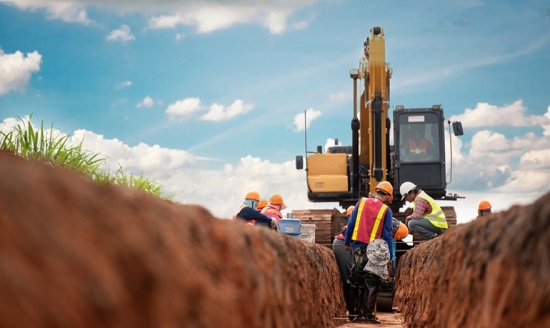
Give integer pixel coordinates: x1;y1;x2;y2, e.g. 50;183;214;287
344;245;351;251
270;218;278;230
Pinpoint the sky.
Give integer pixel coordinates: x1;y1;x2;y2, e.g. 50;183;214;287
1;0;550;225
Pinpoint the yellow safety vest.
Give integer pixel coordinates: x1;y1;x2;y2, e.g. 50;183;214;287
414;191;447;229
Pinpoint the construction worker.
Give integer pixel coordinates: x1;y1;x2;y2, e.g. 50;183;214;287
234;191;277;229
403;125;434;161
344;181;394;324
256;199;268;212
261;194;287;223
400;181;447;239
477;200;492;218
332;206;355;318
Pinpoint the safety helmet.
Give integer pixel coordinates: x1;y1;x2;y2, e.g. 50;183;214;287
269;194;284;205
400;182;417;200
245;191;260;201
346;206;355;217
394;222;409;240
478;200;492;211
256;199;268;210
375;181;393;196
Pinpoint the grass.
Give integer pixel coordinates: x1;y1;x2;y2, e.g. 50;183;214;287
0;116;170;199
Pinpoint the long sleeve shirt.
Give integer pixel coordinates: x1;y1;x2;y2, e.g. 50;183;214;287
407;190;432;220
235;206;273;227
344;204;394;260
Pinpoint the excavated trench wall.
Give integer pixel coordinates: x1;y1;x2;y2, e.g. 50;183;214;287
395;191;550;328
0;152;345;328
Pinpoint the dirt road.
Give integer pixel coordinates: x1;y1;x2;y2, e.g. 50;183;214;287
335;311;406;327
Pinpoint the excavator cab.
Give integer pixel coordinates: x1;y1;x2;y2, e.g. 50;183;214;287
393;105;448;199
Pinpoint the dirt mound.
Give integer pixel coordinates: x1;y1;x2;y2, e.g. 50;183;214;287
0;151;345;328
395;191;550;328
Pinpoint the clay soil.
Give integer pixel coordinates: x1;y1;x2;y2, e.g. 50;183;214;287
1;150;549;327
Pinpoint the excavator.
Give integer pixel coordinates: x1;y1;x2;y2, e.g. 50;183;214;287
294;26;463;311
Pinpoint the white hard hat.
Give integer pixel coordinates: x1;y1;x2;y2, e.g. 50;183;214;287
400;181;417;200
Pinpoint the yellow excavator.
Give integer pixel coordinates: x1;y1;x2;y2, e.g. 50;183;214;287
295;26;464;311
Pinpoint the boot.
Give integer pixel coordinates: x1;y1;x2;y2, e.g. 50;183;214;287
343;284;355;316
365;285;380;322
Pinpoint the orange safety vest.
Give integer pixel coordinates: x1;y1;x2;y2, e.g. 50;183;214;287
408;138;429;157
351;197;389;244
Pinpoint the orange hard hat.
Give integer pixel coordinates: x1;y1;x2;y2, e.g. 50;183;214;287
375;181;393;196
394;222;409;240
478;200;492;211
269;194;284;205
245;191;260;201
346;206;355;217
257;199;268;210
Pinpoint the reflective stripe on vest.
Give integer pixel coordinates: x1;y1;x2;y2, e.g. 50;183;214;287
351;197;388;243
414;192;447;229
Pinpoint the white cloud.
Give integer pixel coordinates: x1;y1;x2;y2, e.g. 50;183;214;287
449;100;550;128
106;25;135;42
0;50;42;96
175;32;184;41
136;96;154;108
200;99;253;122
5;0;316;34
292;107;321;132
116;80;132;89
329;91;348;102
165;97;204;121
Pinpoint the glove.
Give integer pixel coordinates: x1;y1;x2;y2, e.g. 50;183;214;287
270;218;278;230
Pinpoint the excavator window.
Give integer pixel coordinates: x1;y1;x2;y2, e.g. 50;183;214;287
399;122;440;162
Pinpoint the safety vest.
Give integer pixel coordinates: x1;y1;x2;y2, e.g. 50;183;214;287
351;197;389;244
408;139;429;157
414;192;448;229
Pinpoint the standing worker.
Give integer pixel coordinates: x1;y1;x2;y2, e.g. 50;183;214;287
400;181;447;239
344;181;394;323
234;191;278;229
332;206;355;318
477;200;492;218
261;194;287;223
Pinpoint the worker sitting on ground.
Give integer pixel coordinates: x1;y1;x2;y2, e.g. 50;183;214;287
234;191;277;229
477;200;492;218
332;206;355;318
400;181;447;239
344;181;394;324
261;194;287;223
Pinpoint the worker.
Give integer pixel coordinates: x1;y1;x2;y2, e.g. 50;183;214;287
403;125;434;161
477;200;492;218
400;181;447;239
332;206;355;318
256;199;268;212
344;181;394;324
234;191;277;229
261;194;287;223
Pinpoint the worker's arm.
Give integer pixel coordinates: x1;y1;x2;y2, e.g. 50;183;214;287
344;206;359;246
383;209;394;260
237;207;275;225
406;197;429;221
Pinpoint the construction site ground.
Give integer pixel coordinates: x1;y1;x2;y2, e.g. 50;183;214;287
335;311;406;327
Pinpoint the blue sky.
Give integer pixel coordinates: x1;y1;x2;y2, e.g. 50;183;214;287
1;0;550;223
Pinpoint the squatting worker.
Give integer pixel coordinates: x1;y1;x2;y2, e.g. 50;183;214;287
344;181;394;324
400;181;447;239
234;191;277;229
477;200;492;218
332;206;355;317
